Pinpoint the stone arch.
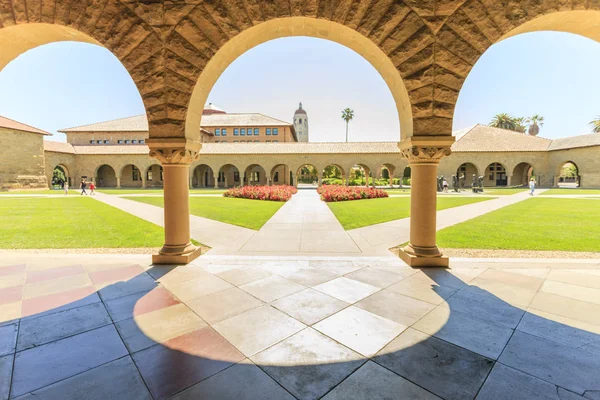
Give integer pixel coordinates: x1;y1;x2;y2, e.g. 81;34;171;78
184;16;413;142
350;163;373;186
242;164;268;186
119;164;143;188
556;161;581;188
483;162;508;187
145;164;164;188
450;8;600;136
456;162;479;188
191;164;215;188
216;164;241;188
295;164;320;187
322;164;345;185
0;17;161;133
269;164;291;186
51;164;70;187
376;163;397;186
512;162;536;187
94;164;117;188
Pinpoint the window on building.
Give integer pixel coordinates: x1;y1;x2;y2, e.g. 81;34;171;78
266;140;271;143
139;139;145;144
273;140;279;143
241;128;246;136
222;128;227;136
218;171;225;182
125;140;131;144
234;128;239;136
254;140;259;142
274;172;279;182
299;118;302;124
233;172;240;182
89;140;94;144
266;128;271;135
96;140;102;144
215;128;221;136
273;128;278;135
132;166;140;181
118;140;124;144
147;169;153;181
254;128;259;135
132;140;138;144
252;171;260;181
104;140;109;144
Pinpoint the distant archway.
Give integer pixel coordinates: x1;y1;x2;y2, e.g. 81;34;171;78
120;164;143;188
95;165;117;188
557;161;580;188
296;165;319;187
322;164;345;185
484;162;508;187
52;165;70;188
191;164;215;188
270;164;290;186
217;164;241;188
145;165;164;188
456;163;479;188
512;163;535;187
244;164;267;186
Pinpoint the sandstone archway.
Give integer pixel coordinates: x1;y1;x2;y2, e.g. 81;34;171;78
270;164;290;186
146;164;164;188
191;164;214;189
120;164;143;188
512;162;535;187
95;164;116;188
456;163;479;188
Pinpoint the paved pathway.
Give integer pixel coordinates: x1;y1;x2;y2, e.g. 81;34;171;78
1;251;599;400
349;189;548;255
235;189;362;256
94;193;255;253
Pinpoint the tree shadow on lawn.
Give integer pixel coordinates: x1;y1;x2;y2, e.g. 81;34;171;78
4;264;600;400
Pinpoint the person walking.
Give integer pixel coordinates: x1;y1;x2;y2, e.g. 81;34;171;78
80;180;87;195
529;177;536;196
89;181;96;196
442;177;449;193
64;182;69;195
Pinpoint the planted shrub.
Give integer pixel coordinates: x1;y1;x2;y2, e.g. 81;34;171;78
317;185;389;202
223;185;297;202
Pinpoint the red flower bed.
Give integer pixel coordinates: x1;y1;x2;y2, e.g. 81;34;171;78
223;185;297;202
318;185;389;202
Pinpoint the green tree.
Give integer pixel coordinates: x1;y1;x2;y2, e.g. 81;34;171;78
589;116;600;133
526;114;544;136
323;165;341;178
489;113;518;131
52;167;66;185
341;108;354;142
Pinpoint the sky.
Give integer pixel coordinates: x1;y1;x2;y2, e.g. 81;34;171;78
1;31;599;143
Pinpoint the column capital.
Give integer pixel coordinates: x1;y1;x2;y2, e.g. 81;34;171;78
147;138;201;165
398;136;454;165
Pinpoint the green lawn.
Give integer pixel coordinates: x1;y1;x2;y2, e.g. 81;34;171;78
541;188;600;195
0;197;164;248
0;190;79;195
437;198;600;251
125;196;284;230
328;196;495;230
98;188;227;195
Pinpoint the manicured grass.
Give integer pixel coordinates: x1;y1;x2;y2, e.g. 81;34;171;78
328;196;494;230
476;188;528;195
541;188;600;195
0;197;164;248
437;198;600;251
125;196;284;230
98;188;227;195
0;190;79;195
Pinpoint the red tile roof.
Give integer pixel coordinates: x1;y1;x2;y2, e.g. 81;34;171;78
0;115;51;135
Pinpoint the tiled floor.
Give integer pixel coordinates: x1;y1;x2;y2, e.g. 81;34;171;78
1;252;599;400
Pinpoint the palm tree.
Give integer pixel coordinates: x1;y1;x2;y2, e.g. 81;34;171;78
489;113;517;131
527;114;544;136
341;108;354;142
589;116;600;133
514;117;527;133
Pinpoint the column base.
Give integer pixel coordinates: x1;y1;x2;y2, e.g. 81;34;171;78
397;244;449;268
152;243;202;265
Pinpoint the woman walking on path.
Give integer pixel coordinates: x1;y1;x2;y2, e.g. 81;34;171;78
64;182;69;195
89;181;96;196
529;177;536;196
80;180;87;195
442;178;449;193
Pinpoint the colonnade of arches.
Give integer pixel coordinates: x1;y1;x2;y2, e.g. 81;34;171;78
91;164;163;188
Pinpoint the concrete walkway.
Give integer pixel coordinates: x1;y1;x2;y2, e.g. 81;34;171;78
349;189;548;255
235;189;362;256
94;193;255;253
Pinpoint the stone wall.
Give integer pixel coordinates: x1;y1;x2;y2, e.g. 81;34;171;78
0;128;47;190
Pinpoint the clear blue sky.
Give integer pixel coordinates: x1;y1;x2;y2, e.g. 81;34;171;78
0;31;599;143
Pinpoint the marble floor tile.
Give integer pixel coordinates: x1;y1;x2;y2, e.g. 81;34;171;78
313;277;379;304
271;288;349;325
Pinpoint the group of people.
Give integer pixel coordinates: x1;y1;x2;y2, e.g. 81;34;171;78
62;180;96;195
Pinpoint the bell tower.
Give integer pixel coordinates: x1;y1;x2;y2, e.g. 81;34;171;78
293;102;309;142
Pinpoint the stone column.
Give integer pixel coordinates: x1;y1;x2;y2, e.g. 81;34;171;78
397;138;453;268
344;175;349;186
142;174;147;189
506;175;512;187
214;174;218;189
188;175;193;189
116;177;121;189
317;176;322;187
148;140;202;264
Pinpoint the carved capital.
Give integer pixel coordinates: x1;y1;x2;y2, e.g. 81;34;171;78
149;148;200;165
398;135;454;165
400;146;452;165
147;138;201;165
